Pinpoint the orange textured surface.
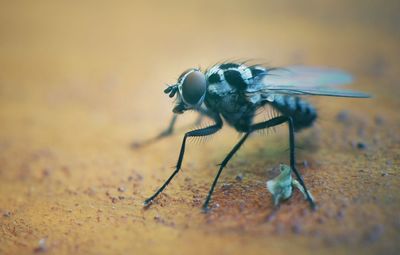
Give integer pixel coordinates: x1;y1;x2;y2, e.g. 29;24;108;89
0;1;399;254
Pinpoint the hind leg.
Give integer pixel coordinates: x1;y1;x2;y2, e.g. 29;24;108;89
252;116;316;209
202;116;316;212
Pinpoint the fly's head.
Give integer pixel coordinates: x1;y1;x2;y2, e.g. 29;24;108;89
164;68;207;114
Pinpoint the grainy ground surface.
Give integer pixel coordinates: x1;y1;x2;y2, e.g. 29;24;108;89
0;1;399;254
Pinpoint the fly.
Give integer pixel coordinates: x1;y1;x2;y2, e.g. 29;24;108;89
141;62;370;212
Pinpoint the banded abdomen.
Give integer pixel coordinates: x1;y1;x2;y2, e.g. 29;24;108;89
270;95;317;131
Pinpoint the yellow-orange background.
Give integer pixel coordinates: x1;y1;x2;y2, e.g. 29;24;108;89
0;1;399;254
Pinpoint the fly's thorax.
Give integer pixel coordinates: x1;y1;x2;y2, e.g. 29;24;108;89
203;62;270;131
205;84;258;132
204;62;266;109
206;62;263;91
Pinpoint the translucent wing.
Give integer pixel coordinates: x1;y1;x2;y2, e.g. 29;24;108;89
263;66;353;87
255;86;370;98
247;66;370;98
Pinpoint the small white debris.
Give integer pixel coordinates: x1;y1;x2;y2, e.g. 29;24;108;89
34;238;47;253
266;164;314;206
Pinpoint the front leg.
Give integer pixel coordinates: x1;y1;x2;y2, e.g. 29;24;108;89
131;114;178;149
160;114;178;136
132;107;212;149
143;115;223;207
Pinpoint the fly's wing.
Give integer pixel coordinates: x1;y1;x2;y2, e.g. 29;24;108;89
248;66;370;99
256;86;370;98
263;66;353;88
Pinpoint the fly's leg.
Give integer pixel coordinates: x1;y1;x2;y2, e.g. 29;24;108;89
144;117;222;207
147;114;179;141
132;111;208;149
163;105;213;137
202;117;288;212
160;114;178;137
285;116;316;210
202;116;316;212
202;132;250;212
131;114;178;149
252;116;316;209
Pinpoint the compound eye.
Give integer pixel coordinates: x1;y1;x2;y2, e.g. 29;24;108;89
181;70;206;105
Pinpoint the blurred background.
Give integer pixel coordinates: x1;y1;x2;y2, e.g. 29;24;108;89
0;1;399;254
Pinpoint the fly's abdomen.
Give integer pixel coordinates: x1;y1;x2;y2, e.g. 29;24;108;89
271;95;317;131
